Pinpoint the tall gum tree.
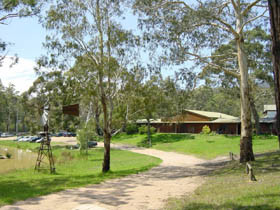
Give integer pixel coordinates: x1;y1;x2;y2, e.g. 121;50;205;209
133;0;268;162
39;0;136;172
268;0;280;148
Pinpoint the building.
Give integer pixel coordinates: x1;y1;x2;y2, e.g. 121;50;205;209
137;110;240;134
260;105;277;135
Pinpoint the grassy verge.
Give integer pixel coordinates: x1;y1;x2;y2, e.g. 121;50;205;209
0;141;162;207
164;151;280;210
112;133;279;159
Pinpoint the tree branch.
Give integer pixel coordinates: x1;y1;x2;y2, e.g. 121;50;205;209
231;0;238;12
213;16;239;38
0;13;18;23
240;9;268;33
241;0;262;17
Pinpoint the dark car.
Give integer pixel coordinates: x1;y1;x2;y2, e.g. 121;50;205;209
67;141;98;150
88;141;98;148
63;132;76;137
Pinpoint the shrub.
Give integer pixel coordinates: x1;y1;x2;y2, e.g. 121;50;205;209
58;151;74;164
77;126;96;155
202;125;211;135
138;125;156;135
5;152;12;159
125;123;138;135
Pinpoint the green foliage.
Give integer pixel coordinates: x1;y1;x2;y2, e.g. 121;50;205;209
77;125;96;155
201;125;211;135
125;123;138;135
138;125;156;135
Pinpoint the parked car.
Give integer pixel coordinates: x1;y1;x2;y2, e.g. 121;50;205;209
88;141;98;148
67;141;98;150
18;136;32;142
29;136;41;143
63;132;76;137
1;133;14;138
15;136;24;141
36;137;46;143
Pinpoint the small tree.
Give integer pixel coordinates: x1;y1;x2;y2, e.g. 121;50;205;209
202;125;211;135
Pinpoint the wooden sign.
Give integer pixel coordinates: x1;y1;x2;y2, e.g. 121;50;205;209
63;104;79;116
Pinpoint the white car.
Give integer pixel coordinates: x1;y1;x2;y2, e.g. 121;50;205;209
1;133;13;138
18;136;33;142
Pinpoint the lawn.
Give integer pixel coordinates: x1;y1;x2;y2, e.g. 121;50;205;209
164;151;280;210
0;141;162;207
112;133;279;159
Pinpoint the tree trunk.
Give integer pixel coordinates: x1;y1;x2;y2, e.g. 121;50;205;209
101;93;111;173
147;118;151;147
249;95;260;135
103;132;111;172
94;104;102;136
236;7;255;162
268;0;280;149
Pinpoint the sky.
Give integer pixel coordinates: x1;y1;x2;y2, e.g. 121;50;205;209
0;16;47;93
0;9;140;94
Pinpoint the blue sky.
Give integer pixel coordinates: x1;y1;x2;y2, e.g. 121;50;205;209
0;16;47;93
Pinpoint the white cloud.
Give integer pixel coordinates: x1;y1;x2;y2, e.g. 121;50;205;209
0;57;37;93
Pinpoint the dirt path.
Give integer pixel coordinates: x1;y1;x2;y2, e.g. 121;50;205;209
0;140;228;210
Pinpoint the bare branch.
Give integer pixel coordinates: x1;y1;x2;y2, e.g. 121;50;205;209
218;1;231;15
0;13;18;23
231;0;238;12
213;16;239;38
203;63;240;79
241;0;262;17
240;9;268;33
179;51;240;79
73;37;99;65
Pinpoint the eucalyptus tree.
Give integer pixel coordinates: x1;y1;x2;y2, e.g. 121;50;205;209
40;0;137;172
133;0;268;162
136;75;164;147
268;0;280;148
202;27;273;134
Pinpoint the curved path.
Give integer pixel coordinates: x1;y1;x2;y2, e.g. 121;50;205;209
0;143;228;210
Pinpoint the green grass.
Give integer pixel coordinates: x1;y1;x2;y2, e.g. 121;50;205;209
164;151;280;210
0;141;162;207
112;133;279;159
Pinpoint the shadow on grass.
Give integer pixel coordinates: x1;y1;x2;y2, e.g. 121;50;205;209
174;202;279;210
208;151;280;177
0;165;156;207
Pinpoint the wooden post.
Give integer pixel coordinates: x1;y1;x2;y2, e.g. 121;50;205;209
229;152;234;161
246;162;257;181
